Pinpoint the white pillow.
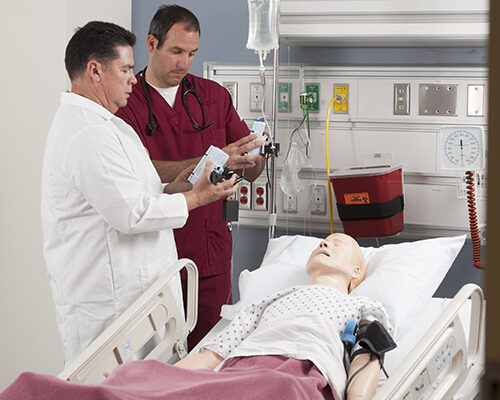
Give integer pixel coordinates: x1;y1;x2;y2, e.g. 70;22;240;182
221;234;465;339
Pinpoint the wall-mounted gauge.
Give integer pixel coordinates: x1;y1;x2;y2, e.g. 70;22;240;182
439;126;485;170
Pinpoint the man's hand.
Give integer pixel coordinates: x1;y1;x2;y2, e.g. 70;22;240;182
164;164;194;194
222;134;265;170
183;161;238;210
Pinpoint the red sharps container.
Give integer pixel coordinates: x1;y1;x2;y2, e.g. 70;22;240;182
329;165;404;238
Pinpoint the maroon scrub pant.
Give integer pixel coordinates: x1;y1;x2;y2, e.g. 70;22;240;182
181;271;232;350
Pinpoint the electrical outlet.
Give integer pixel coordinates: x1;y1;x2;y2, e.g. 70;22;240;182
306;83;320;112
250;83;264;112
238;182;251;210
223;81;238;109
278;83;292;112
310;184;326;215
333;84;349;113
252;182;268;211
394;83;410;115
282;193;298;213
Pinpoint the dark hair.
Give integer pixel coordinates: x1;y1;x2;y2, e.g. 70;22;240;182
148;4;200;48
65;21;136;81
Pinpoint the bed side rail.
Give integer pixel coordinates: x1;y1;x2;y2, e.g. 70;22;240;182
58;258;198;383
373;283;484;400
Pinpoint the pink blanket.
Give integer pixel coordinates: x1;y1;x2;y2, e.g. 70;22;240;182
0;355;334;400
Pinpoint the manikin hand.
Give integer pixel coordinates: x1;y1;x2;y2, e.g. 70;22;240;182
164;164;194;194
184;161;238;210
222;134;266;170
174;348;224;370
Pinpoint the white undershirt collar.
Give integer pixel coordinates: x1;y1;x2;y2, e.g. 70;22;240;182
149;83;179;107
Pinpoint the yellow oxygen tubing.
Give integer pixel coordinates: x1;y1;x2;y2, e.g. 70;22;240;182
325;98;335;234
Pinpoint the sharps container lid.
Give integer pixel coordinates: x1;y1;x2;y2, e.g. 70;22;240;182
329;164;402;180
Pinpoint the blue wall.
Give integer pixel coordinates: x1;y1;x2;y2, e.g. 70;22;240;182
132;0;258;75
131;0;486;301
131;0;486;75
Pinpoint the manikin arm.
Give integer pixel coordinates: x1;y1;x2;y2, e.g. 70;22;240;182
345;318;388;400
174;348;224;370
346;352;380;400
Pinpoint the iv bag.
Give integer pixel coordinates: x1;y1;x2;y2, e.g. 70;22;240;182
246;0;279;60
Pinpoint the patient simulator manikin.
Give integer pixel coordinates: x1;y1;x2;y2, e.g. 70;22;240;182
0;234;395;400
174;232;393;400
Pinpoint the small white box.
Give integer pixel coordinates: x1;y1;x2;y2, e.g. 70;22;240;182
188;145;229;184
247;119;266;156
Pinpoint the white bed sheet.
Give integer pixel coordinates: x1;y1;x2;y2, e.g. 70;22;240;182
193;297;484;400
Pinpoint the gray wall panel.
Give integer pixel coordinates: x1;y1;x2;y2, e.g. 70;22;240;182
131;0;485;303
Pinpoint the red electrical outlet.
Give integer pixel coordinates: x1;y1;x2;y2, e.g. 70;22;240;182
238;182;251;210
252;181;268;211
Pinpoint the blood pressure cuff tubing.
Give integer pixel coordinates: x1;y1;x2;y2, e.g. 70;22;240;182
351;321;397;362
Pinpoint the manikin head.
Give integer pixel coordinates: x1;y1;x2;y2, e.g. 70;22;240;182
146;5;201;88
306;233;366;293
65;21;137;113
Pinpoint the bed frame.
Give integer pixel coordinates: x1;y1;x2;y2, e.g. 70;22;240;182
373;283;484;400
58;261;484;400
58;258;198;383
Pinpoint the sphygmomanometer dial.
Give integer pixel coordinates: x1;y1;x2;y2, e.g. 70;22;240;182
439;127;485;170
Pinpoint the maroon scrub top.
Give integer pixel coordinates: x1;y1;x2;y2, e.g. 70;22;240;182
116;73;250;278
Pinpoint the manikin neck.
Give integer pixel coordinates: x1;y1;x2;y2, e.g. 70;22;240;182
308;274;350;294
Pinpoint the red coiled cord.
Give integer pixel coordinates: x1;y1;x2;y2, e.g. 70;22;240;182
465;171;485;269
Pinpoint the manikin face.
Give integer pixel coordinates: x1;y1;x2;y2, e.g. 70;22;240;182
306;233;366;291
99;45;137;113
147;22;199;88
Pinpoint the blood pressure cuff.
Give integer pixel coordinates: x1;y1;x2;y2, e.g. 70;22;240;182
351;321;397;362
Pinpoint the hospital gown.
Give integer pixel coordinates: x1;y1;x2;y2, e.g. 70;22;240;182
203;285;393;399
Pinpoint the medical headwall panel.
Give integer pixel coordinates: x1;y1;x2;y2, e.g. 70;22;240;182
280;0;489;47
205;64;487;237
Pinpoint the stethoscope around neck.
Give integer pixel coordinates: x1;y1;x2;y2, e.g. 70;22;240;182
141;67;214;136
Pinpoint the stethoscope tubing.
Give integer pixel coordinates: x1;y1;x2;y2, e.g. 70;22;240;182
141;67;214;135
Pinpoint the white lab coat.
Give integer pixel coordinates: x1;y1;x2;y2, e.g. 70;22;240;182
41;93;189;365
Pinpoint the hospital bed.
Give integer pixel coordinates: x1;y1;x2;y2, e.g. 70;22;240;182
59;252;484;399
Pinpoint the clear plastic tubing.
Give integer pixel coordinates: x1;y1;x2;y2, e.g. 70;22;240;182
299;65;306;94
246;0;279;60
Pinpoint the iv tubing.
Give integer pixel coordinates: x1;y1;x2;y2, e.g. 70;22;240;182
284;110;308;160
325;98;335;234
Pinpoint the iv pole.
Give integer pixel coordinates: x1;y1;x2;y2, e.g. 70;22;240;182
246;0;280;239
268;47;279;239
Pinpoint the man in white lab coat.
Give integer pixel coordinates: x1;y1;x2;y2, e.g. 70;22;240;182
41;21;237;365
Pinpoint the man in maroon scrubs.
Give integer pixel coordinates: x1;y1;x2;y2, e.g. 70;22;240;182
116;5;265;349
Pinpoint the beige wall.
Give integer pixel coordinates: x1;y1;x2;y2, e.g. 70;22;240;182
0;0;131;390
